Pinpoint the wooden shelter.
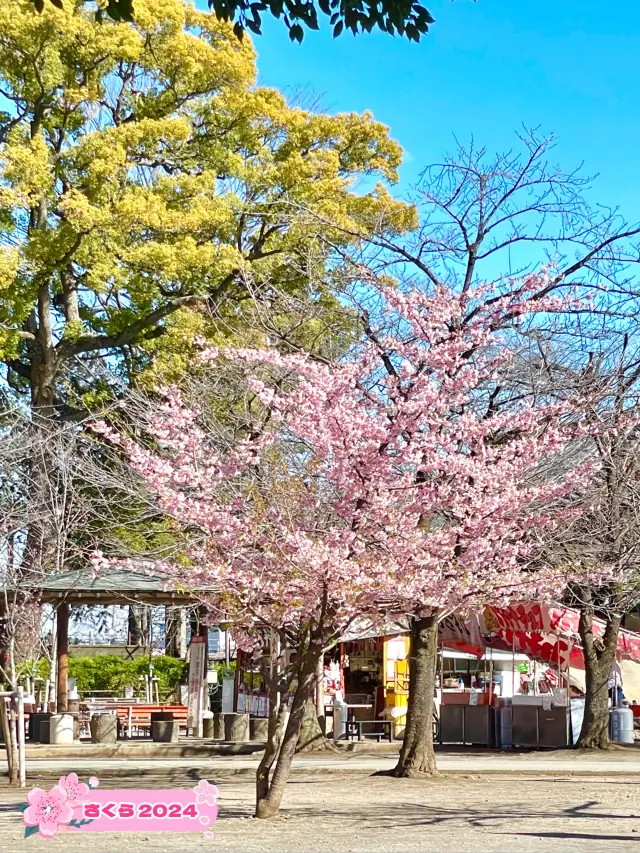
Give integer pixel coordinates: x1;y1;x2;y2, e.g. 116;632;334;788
33;565;215;713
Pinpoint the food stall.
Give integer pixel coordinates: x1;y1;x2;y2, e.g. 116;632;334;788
233;603;640;746
318;630;412;740
437;604;622;748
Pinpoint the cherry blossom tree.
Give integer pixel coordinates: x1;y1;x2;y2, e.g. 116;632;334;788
102;275;596;814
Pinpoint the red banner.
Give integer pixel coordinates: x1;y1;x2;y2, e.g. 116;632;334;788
438;603;640;670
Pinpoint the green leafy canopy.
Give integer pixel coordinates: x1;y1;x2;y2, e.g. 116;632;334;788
29;0;435;41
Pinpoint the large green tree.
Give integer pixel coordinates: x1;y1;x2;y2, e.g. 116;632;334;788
0;0;414;611
0;0;412;417
29;0;434;43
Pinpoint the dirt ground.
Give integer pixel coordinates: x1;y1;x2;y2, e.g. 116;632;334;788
1;772;640;852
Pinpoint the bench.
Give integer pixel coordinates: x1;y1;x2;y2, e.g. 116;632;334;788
89;704;189;738
345;719;393;742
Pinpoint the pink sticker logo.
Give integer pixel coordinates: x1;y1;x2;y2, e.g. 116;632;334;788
19;775;218;839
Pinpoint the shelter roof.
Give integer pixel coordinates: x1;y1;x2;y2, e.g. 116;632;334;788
31;564;213;606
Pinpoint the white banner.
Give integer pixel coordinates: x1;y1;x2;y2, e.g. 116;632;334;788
187;636;207;732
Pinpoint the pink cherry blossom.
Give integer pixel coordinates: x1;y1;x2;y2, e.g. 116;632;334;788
103;277;600;653
88;776;99;789
193;780;217;806
58;773;89;805
23;786;75;838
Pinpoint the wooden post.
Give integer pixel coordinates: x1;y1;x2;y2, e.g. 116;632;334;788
17;687;25;788
0;697;12;779
56;603;69;713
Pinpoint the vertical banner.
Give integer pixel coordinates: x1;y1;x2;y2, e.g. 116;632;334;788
188;636;207;735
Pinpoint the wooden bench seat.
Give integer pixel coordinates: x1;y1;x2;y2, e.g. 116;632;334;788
88;704;189;738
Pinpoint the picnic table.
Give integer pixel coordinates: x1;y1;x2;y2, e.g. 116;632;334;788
345;718;394;742
341;703;394;742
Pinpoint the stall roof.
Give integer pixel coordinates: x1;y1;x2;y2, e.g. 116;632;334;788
339;618;409;643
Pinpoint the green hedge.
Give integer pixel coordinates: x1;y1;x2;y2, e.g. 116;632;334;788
16;655;235;700
68;655;189;698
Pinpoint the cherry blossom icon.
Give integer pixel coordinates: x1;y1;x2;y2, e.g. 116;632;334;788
193;780;218;806
23;785;75;838
58;773;90;805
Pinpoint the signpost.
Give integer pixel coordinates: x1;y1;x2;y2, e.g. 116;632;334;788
187;635;207;737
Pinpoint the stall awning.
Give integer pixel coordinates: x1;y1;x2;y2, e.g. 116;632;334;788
440;603;640;670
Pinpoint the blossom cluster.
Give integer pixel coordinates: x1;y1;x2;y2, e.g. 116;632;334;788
101;279;598;645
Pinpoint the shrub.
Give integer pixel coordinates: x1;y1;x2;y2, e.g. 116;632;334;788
66;655;188;699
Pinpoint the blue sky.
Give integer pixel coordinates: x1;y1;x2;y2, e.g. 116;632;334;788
250;0;640;220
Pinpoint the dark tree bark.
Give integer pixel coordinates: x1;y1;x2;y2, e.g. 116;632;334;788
255;680;289;806
578;602;620;749
296;697;339;752
255;645;321;819
165;606;185;658
393;612;439;778
16;277;60;662
128;605;150;647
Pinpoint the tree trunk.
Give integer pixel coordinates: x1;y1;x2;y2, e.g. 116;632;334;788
16;363;58;663
14;178;56;664
15;417;52;663
256;634;286;805
394;612;439;778
165;606;186;658
11;596;41;668
577;606;620;749
7;702;18;786
128;605;149;647
296;697;339;752
256;694;288;806
255;647;320;819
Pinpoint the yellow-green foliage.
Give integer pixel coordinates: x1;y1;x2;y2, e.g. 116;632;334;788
0;0;416;397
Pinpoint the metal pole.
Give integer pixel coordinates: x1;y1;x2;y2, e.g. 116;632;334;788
274;631;281;720
488;647;493;705
16;687;25;788
316;655;325;733
511;635;516;747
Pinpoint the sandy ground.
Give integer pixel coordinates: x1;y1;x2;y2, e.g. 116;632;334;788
1;772;640;852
